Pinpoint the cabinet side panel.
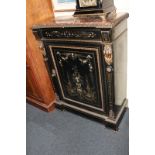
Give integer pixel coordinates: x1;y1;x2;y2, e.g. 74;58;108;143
26;0;56;107
113;23;127;106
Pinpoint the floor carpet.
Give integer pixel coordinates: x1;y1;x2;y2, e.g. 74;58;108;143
26;103;129;155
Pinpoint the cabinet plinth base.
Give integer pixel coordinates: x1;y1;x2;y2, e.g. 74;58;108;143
27;97;56;112
55;99;128;130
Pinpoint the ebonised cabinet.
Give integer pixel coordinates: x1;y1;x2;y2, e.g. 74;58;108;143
33;12;129;129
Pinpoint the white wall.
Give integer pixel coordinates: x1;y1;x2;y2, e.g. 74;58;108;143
115;0;129;12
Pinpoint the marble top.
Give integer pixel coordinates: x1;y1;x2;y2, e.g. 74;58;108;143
33;12;129;29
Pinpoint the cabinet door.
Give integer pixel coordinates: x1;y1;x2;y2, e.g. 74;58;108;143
45;42;105;112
